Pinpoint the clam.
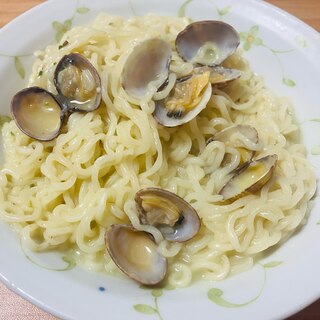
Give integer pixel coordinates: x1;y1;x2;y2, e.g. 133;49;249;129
11;87;63;141
219;154;278;201
54;53;102;112
175;20;240;66
11;53;101;141
194;66;242;86
135;188;200;242
207;125;259;163
209;125;258;146
105;224;167;285
152;21;241;127
153;72;212;127
120;22;241;127
121;39;172;99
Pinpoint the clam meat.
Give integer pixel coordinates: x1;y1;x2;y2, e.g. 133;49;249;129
54;53;102;112
135;188;200;242
120;21;241;127
153;72;212;127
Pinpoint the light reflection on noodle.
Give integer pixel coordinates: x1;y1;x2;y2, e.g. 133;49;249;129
0;13;316;287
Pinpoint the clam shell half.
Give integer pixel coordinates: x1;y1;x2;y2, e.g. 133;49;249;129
121;39;172;99
219;154;278;201
105;224;167;286
11;87;64;141
135;188;201;242
176;20;240;66
54;53;102;112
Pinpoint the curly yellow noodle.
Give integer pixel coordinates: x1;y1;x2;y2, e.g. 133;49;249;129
0;13;316;287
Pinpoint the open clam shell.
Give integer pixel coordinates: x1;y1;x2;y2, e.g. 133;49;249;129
121;39;172;99
54;53;102;112
195;66;243;85
207;125;259;147
207;124;259;149
11;86;64;141
11;53;102;141
219;154;278;201
105;224;167;285
207;125;259;164
176;20;240;66
135;188;201;242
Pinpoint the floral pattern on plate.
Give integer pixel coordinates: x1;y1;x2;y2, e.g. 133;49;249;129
0;1;319;320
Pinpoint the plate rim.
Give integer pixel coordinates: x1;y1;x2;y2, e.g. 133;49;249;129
0;0;319;319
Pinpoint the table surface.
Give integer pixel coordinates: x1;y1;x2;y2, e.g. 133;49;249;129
0;0;319;319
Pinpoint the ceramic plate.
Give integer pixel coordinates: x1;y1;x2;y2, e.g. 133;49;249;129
0;0;319;319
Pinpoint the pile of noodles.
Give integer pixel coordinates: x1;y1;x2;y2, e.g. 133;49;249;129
0;13;316;287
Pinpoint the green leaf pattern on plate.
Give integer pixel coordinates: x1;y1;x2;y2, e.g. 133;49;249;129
52;2;90;43
217;5;231;18
309;119;320;123
240;25;296;87
0;115;11;130
178;0;232;20
0;53;32;79
52;19;73;42
61;256;77;271
176;2;296;88
76;7;90;14
208;288;256;308
178;0;193;18
134;304;158;314
239;25;263;51
295;35;308;48
208;261;282;308
129;0;138;16
25;252;76;271
282;78;296;87
134;286;175;320
263;261;283;268
151;289;164;298
14;56;26;79
0;1;90;79
21;240;76;271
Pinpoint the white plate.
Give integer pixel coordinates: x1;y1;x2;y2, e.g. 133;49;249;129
0;0;320;319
